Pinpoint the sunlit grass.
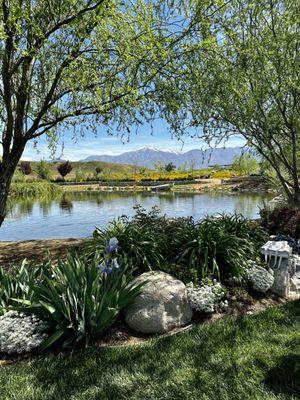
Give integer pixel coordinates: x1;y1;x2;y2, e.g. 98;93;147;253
1;301;300;399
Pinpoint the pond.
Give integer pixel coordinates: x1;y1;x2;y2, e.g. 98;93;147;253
1;191;270;241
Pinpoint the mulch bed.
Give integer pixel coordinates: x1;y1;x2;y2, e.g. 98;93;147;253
0;289;287;367
0;238;90;270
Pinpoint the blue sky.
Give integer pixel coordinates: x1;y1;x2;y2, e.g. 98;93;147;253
23;118;246;161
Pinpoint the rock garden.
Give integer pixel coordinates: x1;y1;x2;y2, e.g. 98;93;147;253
0;205;300;362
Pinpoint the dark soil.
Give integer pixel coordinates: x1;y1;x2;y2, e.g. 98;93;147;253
0;238;91;270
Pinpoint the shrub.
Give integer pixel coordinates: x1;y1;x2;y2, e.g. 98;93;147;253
164;162;176;172
261;207;300;239
12;169;25;183
74;168;85;182
36;160;52;180
174;216;257;282
14;252;143;349
232;153;260;176
57;161;72;180
90;207;267;284
95;166;103;175
19;161;32;175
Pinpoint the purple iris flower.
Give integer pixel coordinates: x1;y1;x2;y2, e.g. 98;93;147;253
105;237;119;254
98;257;120;276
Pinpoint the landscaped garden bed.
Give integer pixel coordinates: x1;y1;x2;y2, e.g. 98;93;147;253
0;205;300;398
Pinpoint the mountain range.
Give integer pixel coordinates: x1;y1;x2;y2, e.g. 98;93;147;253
80;146;249;169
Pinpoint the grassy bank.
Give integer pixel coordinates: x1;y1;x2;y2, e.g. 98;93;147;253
1;301;300;399
10;181;62;198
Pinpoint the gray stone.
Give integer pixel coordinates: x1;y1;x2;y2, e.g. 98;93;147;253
125;271;193;334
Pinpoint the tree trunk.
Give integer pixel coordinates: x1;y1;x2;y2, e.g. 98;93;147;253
292;186;300;208
0;140;26;227
0;171;14;226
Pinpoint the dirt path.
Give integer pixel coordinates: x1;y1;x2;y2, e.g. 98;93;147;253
0;238;90;268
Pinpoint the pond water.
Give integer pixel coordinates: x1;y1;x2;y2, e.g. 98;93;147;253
0;191;270;241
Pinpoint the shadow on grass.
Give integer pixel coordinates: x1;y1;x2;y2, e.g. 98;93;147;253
2;300;300;400
264;354;300;397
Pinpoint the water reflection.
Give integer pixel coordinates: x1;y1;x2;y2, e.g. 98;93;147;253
1;191;271;241
59;195;73;213
39;199;53;217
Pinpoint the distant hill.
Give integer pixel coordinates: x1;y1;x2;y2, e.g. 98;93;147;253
27;160;143;181
81;146;249;169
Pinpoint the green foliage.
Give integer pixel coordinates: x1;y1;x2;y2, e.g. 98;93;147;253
175;215;267;282
74;168;86;182
95;166;103;175
167;0;300;205
10;181;62;198
0;261;44;316
164;162;176;172
14;253;143;349
36;161;52;181
12;169;26;183
90;206;267;284
232;154;260;176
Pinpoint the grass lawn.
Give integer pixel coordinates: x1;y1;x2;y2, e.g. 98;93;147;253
1;301;300;400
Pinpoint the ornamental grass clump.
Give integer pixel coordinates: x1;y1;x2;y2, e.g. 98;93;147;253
90;207;267;285
14;251;143;349
0;261;45;315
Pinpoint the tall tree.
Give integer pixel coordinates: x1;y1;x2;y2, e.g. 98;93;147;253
0;0;188;225
165;0;300;205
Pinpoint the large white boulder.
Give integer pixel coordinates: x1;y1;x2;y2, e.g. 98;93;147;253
125;271;192;334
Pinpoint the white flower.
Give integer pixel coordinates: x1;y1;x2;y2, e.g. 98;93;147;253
0;311;49;355
186;282;226;313
246;261;274;293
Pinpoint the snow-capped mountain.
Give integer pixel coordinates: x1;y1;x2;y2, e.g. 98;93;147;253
81;146;249;169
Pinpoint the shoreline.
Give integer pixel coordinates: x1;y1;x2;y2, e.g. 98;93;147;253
60;176;274;194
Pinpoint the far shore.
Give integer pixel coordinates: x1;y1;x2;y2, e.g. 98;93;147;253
60;176;274;194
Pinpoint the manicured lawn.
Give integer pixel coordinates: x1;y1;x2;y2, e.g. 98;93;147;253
1;302;300;400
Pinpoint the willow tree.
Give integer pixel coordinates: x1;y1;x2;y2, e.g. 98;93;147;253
167;0;300;205
0;0;187;226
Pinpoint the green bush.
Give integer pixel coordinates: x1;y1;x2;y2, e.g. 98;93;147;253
175;217;258;282
74;168;86;182
232;153;260;175
35;160;52;180
14;253;143;349
90;207;267;284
